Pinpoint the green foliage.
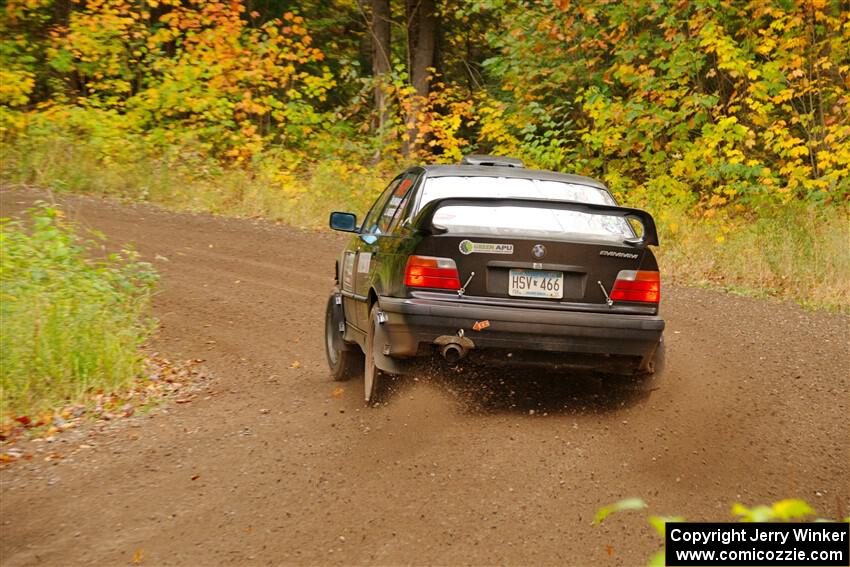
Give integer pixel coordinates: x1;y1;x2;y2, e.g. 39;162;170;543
732;499;816;522
479;0;850;204
1;0;336;160
3;0;848;196
0;203;158;419
593;497;647;525
596;497;849;567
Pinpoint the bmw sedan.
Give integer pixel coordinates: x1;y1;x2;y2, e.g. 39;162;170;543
324;155;665;403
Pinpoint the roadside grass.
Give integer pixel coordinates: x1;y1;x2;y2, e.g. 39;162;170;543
650;204;850;312
0;203;158;420
2;137;848;312
2;135;389;228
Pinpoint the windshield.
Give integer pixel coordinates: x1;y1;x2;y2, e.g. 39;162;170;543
420;176;633;242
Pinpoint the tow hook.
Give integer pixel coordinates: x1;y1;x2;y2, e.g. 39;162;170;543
457;271;476;298
597;280;614;307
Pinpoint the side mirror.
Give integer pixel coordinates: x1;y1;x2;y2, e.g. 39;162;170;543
329;211;358;232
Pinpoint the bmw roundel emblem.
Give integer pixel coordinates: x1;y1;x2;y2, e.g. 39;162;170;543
532;244;546;259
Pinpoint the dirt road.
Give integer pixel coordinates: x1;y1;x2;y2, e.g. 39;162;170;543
2;190;848;566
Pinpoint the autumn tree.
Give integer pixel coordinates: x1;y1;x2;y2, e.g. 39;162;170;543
403;0;437;154
370;0;392;136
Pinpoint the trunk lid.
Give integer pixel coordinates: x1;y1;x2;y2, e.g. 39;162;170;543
410;198;659;311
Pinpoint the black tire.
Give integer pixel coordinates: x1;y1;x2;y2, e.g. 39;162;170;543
324;294;363;381
364;305;387;405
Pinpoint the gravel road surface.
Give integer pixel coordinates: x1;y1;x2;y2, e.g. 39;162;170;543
2;190;848;566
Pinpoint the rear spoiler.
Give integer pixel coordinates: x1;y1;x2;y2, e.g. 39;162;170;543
414;197;659;247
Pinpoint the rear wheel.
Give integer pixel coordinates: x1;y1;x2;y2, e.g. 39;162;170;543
324;294;362;381
364;305;387;405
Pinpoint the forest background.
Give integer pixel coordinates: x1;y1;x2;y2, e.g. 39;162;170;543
1;0;848;310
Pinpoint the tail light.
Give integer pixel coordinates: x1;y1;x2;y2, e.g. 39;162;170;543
610;270;660;303
404;255;460;290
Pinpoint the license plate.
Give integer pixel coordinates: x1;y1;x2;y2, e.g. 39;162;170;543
508;269;564;299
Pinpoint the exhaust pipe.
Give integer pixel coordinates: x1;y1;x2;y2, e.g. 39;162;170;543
440;343;466;364
435;333;474;365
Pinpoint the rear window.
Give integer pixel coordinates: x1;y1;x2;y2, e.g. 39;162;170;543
419;176;617;208
431;205;632;242
421;176;633;242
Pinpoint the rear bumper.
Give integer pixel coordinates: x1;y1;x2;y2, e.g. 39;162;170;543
378;296;664;369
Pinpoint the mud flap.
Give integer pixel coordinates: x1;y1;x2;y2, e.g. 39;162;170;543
638;337;664;374
371;309;414;375
330;290;356;351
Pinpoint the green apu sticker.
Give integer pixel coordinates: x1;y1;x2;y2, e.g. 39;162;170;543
459;240;514;255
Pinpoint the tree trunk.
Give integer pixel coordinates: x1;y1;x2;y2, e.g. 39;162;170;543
408;0;436;99
405;0;436;155
371;0;392;137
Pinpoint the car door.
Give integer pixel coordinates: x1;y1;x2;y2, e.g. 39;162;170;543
354;171;420;327
351;176;402;329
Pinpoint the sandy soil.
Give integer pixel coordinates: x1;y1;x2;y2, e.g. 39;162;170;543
1;189;848;566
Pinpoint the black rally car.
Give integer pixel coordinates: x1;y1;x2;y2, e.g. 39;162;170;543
325;155;665;403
